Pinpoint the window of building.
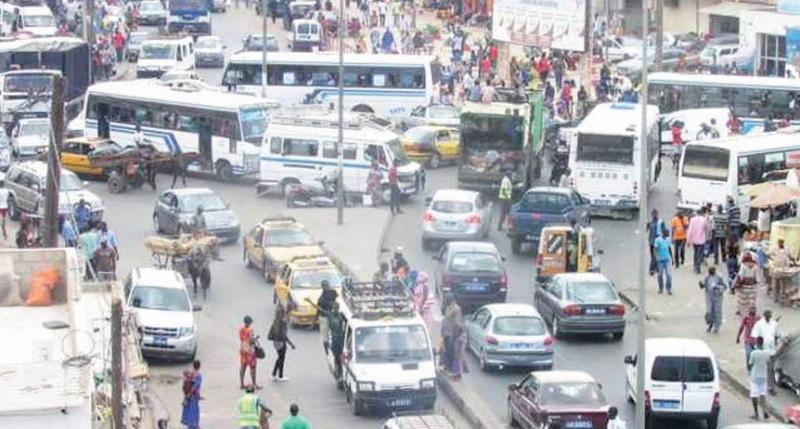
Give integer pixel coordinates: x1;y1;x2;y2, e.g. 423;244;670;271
759;33;786;77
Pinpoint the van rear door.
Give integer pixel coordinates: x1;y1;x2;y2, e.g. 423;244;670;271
649;355;685;413
681;356;717;414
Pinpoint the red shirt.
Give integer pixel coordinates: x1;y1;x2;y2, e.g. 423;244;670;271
480;58;491;76
739;315;758;345
488;45;498;62
112;32;125;50
388;165;398;185
537;58;551;74
561;85;572;100
671;126;682;146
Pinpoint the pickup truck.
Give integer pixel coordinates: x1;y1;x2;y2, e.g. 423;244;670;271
506;187;591;254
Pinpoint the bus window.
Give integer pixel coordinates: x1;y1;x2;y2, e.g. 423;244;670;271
284;138;318;157
322;141;337;158
342;143;357;160
270;137;282;154
364;144;386;166
683;145;730;182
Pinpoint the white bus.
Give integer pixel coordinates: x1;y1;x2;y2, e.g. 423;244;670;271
84;79;279;180
222;52;441;117
259;110;422;198
649;72;800;134
569;102;661;218
677;127;800;216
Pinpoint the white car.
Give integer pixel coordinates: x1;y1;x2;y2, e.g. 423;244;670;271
12;117;50;158
125;267;201;362
397;104;460;131
422;189;492;248
194;36;225;68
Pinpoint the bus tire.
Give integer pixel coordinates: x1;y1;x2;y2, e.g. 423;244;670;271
351;104;373;113
215;160;234;182
107;170;127;194
428;152;442;169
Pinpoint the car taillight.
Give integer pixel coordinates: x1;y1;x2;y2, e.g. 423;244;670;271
608;304;625;316
644;390;651;409
423;211;435;222
499;273;507;291
563;305;582;316
535;254;543;266
466;214;481;224
531;213;543;220
485;335;499;345
712;392;720;408
543;335;553;347
507;217;515;230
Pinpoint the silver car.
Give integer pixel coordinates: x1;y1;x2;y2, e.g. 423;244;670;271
534;273;626;340
194;36;225;68
466;303;553;371
421;189;492;249
138;0;167;26
397;104;460;131
153;187;240;242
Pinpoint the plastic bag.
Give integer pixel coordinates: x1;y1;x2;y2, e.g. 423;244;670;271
25;268;61;306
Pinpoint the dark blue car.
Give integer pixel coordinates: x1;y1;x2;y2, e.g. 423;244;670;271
506;186;591;254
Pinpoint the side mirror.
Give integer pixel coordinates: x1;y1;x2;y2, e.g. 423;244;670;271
624;355;636;365
424;196;433;205
501;256;507;262
192;303;203;311
508;384;518;392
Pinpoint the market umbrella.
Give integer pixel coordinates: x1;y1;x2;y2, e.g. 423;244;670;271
744;181;779;197
747;182;800;208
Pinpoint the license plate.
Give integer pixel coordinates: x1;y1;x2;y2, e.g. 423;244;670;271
154;336;168;347
585;308;606;315
507;343;533;350
526;234;537;240
565;421;593;429
654;400;680;409
464;283;487;291
388;398;412;407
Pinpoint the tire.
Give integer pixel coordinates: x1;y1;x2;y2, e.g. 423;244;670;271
511;237;522;254
613;331;624;341
645;412;656;429
421;237;430;250
7;196;19;221
153;214;163;233
775;368;788;388
216;161;234;182
286;194;297;208
351;104;373;113
707;414;719;429
479;349;491;372
428;152;442;169
552;316;562;339
280;179;298;198
107;170;127;194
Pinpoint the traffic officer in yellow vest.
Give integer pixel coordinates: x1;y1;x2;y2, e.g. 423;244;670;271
237;385;272;429
497;173;513;231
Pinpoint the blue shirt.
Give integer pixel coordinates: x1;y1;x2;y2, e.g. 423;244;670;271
654;236;672;262
647;219;666;244
75;205;91;229
62;219;77;243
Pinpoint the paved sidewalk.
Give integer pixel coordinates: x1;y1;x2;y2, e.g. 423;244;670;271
619;260;798;421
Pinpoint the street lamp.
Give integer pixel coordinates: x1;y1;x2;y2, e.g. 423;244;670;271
261;0;268;98
636;2;649;429
336;0;344;225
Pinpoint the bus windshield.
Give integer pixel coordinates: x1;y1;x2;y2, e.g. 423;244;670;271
682;145;730;182
239;105;269;144
4;74;53;94
576;134;634;164
141;44;176;60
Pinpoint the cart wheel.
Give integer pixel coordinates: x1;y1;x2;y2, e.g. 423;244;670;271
107;170;128;194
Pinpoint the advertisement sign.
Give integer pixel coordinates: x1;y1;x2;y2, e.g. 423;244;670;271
779;0;800;15
787;26;800;74
492;0;587;52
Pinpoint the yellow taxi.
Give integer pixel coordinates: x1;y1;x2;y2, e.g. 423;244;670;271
400;125;460;169
243;217;326;282
275;256;342;327
60;137;124;177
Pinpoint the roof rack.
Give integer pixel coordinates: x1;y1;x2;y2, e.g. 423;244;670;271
269;114;363;130
341;277;416;320
261;216;297;223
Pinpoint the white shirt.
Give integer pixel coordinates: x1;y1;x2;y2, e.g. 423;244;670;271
608;417;627;429
757;209;771;233
751;318;780;352
0;188;8;210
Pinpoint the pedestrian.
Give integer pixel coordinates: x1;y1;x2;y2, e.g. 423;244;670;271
391;247;409;275
440;293;463;373
280;403;311;429
646;209;667;275
269;305;295;381
190;205;207;236
670;212;688;267
757;207;771;240
366;160;382;206
171;154;188;189
737;306;759;371
733;253;763;317
700;266;727;333
536;52;550;83
749;336;772;420
93;239;116;280
607;406;626;429
497;172;512;231
97;221;118;259
61;215;77;247
316;280;338;354
112;28;125;62
654;228;673;295
553;54;565;89
727;196;741;239
558;167;572;188
480;79;495;103
0;185;8;240
388;159;402;214
373;261;390;283
687;208;710;274
239;315;259;390
237;386;272;429
15;219;30;249
712;205;728;265
181;360;202;429
751;309;780;395
726;235;740;283
377;0;387;27
187;241;210;298
450;323;469;379
380;26;394;53
77;224;99;279
74;198;92;232
414;271;435;334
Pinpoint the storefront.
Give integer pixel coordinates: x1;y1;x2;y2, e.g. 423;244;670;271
699;1;768;35
740;9;800;76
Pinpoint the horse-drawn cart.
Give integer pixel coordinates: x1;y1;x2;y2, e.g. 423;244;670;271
144;234;220;284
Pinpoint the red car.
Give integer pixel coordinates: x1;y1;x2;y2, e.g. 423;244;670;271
507;370;610;429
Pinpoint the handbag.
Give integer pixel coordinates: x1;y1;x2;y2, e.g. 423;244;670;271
254;345;266;359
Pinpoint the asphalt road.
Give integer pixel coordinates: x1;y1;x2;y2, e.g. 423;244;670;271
383;162;757;428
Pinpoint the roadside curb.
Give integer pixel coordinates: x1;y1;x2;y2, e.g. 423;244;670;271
376;208;392;268
618;292;786;422
436;370;508;429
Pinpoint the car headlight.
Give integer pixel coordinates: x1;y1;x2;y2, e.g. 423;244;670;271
420;378;435;389
357;381;375;391
178;326;195;337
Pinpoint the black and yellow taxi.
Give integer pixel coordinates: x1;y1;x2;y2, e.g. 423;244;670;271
400;125;460;169
60;137;124;178
243;217;326;282
275;256;342;327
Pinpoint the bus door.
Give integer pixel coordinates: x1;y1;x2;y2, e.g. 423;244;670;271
96;102;110;138
198;118;212;169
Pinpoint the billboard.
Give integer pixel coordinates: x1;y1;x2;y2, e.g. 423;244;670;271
491;0;587;52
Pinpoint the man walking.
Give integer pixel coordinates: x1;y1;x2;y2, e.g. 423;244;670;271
646;209;667;275
687;208;710;274
388;159;402;214
751;310;780;395
237;386;272;429
699;266;727;333
280;403;311;429
712;204;728;265
497;173;512;231
727;196;741;239
737;306;759;371
653;229;673;294
670;211;688;267
749;337;771;420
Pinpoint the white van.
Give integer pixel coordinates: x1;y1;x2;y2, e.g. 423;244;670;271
137;36;195;79
16;6;57;36
624;338;721;429
291;19;323;52
0;3;16;36
659;107;730;147
329;278;436;415
259;112;422;200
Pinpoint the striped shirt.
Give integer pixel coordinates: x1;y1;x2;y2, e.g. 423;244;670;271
713;213;728;239
727;203;741;229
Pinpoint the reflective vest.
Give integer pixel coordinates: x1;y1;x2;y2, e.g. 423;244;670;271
498;177;512;201
237;393;260;428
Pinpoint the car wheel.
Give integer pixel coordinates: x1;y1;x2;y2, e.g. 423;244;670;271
479;349;491;372
7;196;19;221
613;331;624;341
775;368;789;388
707;414;719;429
511;237;522;254
428;152;442;169
215;160;234;182
645;412;656;429
552;316;562;339
153;214;163;233
421;237;430;250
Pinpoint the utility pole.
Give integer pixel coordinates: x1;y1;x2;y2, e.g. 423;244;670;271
111;298;124;429
260;0;268;98
336;0;344;226
636;0;649;428
584;0;593;91
43;76;63;248
86;0;95;81
654;0;663;71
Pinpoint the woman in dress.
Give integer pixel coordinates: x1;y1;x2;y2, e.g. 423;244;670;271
414;272;435;334
733;252;764;317
181;360;202;429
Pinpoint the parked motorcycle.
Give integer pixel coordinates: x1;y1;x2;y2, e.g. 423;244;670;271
286;174;357;208
549;157;569;186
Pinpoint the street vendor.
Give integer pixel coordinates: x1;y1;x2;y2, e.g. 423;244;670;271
769;239;796;305
191;205;207;237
